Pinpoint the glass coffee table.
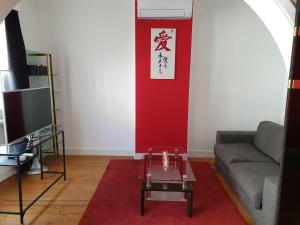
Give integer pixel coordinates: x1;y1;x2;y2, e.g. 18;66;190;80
138;148;196;217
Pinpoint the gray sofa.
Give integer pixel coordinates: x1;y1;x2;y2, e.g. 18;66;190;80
214;121;284;225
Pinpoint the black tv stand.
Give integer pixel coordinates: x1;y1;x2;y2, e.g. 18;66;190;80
7;138;31;159
0;130;66;224
8;132;53;157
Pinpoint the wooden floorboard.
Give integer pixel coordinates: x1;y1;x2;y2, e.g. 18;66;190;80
0;156;255;225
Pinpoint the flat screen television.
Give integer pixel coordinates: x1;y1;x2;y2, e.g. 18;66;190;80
3;87;53;144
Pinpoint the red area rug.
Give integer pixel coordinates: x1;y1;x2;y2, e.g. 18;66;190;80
79;160;246;225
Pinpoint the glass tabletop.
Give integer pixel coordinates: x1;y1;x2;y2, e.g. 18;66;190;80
138;153;196;183
0;128;63;157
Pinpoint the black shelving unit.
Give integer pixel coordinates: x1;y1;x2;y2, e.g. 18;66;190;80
0;130;66;224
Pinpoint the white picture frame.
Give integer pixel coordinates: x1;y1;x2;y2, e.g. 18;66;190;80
151;28;176;79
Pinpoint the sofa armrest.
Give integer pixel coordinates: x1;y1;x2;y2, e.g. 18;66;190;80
216;131;255;144
262;176;280;225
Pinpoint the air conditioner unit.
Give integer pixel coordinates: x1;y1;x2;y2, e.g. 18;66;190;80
137;0;193;19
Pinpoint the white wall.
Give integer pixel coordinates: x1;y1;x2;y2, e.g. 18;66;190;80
188;0;288;155
18;0;42;51
32;0;136;155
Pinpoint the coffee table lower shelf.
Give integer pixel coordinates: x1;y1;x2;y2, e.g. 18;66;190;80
140;182;193;217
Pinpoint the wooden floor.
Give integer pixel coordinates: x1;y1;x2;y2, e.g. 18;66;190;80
0;156;255;225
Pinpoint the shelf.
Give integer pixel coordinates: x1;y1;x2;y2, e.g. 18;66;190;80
0;155;37;167
56;124;63;129
27;53;49;57
28;75;48;77
41;145;53;151
0;128;66;224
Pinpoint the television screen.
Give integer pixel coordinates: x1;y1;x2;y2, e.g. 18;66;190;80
3;87;52;143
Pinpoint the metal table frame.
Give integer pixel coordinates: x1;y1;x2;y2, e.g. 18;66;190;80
139;151;195;217
140;182;193;217
0;130;66;224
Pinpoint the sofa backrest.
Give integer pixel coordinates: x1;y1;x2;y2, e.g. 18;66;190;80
254;121;284;164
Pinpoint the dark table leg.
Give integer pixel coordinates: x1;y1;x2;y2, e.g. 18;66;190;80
140;189;144;216
39;145;44;180
62;131;66;181
17;158;24;224
188;191;193;217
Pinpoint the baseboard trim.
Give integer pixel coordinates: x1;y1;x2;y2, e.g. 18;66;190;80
188;149;215;158
0;167;16;182
134;153;144;160
66;148;214;158
66;148;135;157
134;150;215;159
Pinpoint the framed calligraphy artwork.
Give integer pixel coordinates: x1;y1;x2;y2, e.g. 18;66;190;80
151;28;176;79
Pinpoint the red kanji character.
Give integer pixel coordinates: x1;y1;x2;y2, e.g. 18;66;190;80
154;30;172;51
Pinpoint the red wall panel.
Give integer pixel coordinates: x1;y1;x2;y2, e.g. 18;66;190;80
135;11;193;153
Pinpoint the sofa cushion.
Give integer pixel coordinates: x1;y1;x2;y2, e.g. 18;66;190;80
214;143;273;169
254;121;284;164
229;162;280;209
